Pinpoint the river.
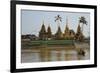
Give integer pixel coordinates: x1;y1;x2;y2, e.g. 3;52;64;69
21;49;90;63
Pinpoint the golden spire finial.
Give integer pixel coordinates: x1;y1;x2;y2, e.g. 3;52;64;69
42;18;44;25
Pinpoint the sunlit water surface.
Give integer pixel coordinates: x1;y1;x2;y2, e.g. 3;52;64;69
21;49;90;63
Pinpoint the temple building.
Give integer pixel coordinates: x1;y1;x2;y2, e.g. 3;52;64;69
75;24;84;41
63;24;75;40
39;19;84;40
63;19;75;40
39;22;47;40
46;25;52;40
63;24;70;39
55;26;63;40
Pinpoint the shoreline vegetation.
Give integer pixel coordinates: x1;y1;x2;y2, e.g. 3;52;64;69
21;39;90;49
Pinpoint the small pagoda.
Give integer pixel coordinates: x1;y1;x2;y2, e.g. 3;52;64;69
75;24;84;41
39;22;47;40
55;26;63;40
46;25;52;40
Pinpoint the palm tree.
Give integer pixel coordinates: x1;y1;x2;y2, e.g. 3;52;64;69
79;16;87;32
55;15;62;27
55;15;62;39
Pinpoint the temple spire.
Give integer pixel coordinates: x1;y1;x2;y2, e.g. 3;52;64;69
47;24;52;38
39;19;47;40
66;17;68;25
64;17;69;33
66;17;69;27
42;19;44;25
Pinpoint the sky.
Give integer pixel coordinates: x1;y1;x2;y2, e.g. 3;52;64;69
21;10;90;37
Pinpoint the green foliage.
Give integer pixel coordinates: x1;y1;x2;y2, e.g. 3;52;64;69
79;16;87;25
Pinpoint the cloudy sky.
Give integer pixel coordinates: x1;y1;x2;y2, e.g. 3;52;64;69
21;10;90;37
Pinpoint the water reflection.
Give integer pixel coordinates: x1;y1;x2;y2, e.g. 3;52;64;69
21;48;90;63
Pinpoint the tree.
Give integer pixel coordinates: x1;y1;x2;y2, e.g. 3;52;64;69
79;16;87;32
55;15;62;27
54;15;63;39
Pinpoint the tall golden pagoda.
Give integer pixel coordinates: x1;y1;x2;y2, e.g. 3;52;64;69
63;18;75;40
